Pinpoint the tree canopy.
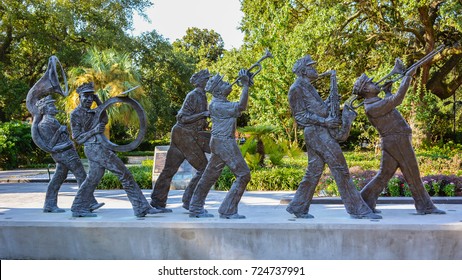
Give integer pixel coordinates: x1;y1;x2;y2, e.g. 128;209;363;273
1;0;462;149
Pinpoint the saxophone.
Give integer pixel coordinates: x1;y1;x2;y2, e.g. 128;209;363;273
325;71;357;142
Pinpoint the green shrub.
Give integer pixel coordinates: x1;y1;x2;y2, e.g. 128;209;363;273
443;183;456;197
215;166;235;190
0;121;51;169
318;176;340;196
387;177;402;197
215;166;304;191
98;165;152;189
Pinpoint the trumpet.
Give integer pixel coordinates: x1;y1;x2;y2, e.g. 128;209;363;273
231;49;273;86
375;44;445;89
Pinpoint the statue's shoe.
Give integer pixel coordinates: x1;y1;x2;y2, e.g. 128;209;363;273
150;202;173;213
43;206;65;213
153;206;173;213
72;211;97;217
350;212;382;219
219;213;246;219
90;202;105;212
136;207;163;217
286;206;314;219
416;208;446;215
189;210;214;218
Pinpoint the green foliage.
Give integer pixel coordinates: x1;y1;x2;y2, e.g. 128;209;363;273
238;0;462;147
0;66;29;122
215;166;304;191
0;121;50;169
318;176;340;197
238;125;282;167
172;27;225;69
133;30;196;139
98;165;152;190
215;166;235;191
443;183;456;197
387;177;402;197
0;1;151;122
244;153;262;170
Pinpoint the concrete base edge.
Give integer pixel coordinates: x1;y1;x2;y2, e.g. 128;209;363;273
1;222;461;260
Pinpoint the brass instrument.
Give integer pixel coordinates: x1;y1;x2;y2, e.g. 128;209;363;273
375;44;445;89
26;56;69;153
345;95;362;111
346;44;446;110
231;49;273;86
93;86;147;152
311;70;331;86
325;71;340;121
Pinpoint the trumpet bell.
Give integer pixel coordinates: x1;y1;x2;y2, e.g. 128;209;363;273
391;58;406;76
375;57;406;85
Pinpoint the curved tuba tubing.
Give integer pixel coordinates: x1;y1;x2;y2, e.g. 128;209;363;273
92;95;147;152
26;56;68;153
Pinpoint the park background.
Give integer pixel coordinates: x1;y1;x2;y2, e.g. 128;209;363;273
1;0;461;197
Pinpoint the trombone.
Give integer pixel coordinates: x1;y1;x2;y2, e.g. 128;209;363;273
231;49;273;86
375;44;445;89
346;44;446;110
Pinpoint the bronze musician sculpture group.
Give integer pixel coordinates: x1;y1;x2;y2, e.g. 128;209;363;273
26;44;447;219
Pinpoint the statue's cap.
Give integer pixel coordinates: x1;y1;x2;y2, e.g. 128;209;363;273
292;55;316;73
205;73;224;93
76;82;95;94
352;74;373;96
190;69;210;84
35;95;55;110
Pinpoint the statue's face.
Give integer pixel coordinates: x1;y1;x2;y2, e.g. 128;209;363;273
361;81;381;97
79;92;95;109
44;102;58;115
217;80;232;98
196;76;209;88
303;65;318;80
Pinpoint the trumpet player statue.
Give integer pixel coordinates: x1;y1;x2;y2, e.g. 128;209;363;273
188;69;253;219
287;55;381;219
150;69;211;212
70;82;162;217
353;64;445;215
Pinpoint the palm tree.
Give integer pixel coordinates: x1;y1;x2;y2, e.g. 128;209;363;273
238;125;278;167
63;48;145;140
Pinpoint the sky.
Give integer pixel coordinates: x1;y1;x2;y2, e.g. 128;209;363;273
132;0;245;49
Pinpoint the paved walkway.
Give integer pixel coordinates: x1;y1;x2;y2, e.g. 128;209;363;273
0;179;461;224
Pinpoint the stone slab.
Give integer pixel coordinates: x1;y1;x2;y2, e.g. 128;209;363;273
151;145;197;190
1;182;461;260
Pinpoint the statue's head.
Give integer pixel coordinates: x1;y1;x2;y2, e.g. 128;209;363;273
292;55;317;78
205;73;231;98
190;69;210;87
36;95;56;115
76;82;96;109
353;73;374;97
76;82;95;95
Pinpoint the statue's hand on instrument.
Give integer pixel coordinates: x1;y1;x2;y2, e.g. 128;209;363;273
238;69;254;87
381;81;393;96
324;116;341;128
59;125;68;133
405;65;418;77
325;70;336;77
93;122;106;135
202;111;210;118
